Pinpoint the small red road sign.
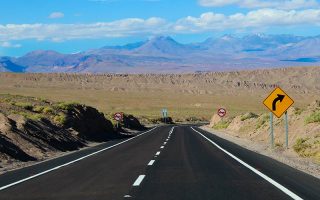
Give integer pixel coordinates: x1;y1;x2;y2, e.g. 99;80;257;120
114;112;123;121
217;108;226;118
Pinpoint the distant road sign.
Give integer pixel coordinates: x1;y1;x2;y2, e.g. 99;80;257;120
217;108;226;118
162;108;168;117
114;112;123;121
263;87;294;118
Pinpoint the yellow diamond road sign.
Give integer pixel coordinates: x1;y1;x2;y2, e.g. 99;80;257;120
263;87;294;118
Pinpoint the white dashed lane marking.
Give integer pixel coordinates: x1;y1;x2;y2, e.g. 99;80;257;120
148;160;155;166
133;175;146;186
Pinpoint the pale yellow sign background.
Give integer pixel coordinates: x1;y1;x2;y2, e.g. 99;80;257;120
263;87;294;118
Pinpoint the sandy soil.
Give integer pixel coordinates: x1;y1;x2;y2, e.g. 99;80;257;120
200;126;320;179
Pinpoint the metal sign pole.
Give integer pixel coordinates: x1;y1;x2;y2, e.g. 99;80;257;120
285;111;289;149
270;112;274;148
163;109;167;124
161;108;169;124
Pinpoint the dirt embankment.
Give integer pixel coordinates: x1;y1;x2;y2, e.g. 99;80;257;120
206;100;320;176
0;94;125;170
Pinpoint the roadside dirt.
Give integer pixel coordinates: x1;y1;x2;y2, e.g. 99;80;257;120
200;125;320;179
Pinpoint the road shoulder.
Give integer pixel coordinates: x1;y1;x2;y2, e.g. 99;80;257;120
200;126;320;179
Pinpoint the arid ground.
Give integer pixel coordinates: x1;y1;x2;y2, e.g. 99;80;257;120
0;67;319;122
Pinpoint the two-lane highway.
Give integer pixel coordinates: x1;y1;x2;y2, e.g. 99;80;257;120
0;125;319;200
129;126;320;199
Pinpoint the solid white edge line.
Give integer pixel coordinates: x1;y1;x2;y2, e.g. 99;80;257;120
191;127;303;200
0;127;158;191
133;175;146;186
148;160;155;166
155;151;161;156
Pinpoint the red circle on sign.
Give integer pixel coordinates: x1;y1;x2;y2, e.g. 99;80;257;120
114;112;123;121
217;108;226;117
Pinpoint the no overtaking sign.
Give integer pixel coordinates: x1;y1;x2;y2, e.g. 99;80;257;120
114;112;123;121
217;108;226;118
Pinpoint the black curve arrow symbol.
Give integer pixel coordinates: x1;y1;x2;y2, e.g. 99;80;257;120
272;94;285;111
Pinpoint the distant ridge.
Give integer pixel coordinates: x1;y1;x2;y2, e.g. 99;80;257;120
1;34;320;73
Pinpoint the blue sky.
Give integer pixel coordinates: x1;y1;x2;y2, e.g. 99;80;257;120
1;0;320;56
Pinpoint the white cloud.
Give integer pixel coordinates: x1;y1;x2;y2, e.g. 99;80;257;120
0;9;320;42
174;9;320;32
49;12;65;19
0;41;21;48
199;0;320;10
0;17;168;42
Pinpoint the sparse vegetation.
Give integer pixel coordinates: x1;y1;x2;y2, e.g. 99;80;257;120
42;106;54;114
36;97;49;103
240;112;258;121
53;113;67;125
32;105;45;113
28;114;45;121
15;111;44;121
275;142;283;148
213;120;231;129
255;114;269;129
3;97;13;103
55;102;80;111
293;136;319;162
305;111;320;124
293;138;310;153
14;102;33;110
294;107;304;115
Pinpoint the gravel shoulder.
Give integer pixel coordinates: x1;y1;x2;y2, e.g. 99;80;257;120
200;125;320;179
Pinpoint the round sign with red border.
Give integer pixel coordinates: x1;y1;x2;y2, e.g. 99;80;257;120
114;112;123;121
217;108;226;118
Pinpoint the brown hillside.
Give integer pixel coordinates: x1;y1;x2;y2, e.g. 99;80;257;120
0;67;319;120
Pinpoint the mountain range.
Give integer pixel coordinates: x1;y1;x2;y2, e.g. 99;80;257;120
1;34;320;73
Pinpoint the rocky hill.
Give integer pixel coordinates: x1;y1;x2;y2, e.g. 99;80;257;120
0;94;122;166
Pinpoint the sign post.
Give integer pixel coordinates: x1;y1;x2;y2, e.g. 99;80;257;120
270;112;274;148
162;108;168;123
114;112;123;128
263;87;294;149
285;111;289;149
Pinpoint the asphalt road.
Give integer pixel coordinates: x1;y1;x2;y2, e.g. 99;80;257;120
0;125;319;200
